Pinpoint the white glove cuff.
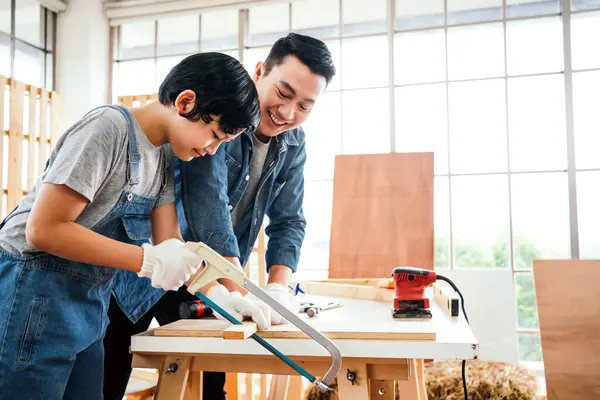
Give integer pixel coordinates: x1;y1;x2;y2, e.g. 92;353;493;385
139;243;158;278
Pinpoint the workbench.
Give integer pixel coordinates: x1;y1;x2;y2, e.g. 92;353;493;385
130;292;478;399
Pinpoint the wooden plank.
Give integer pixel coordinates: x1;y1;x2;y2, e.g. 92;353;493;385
7;80;24;211
245;373;253;400
432;282;459;317
260;374;267;400
533;260;600;399
183;371;202;400
154;318;435;341
267;375;288;400
27;87;37;189
300;281;394;303
223;323;257;340
120;95;134;107
154;356;192;400
0;77;6;190
38;89;48;174
328;153;434;279
338;361;369;398
287;376;302;400
396;359;420;400
50;90;61;145
369;380;394;400
224;373;239;399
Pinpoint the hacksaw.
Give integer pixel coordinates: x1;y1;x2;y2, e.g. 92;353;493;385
184;242;342;393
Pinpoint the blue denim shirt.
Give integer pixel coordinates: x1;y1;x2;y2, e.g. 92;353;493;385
175;127;307;271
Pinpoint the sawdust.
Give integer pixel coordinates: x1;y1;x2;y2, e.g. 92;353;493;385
303;361;542;400
424;360;540;400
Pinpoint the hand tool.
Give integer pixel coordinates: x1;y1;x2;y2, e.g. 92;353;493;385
390;266;471;400
299;301;343;318
183;242;342;393
179;300;214;319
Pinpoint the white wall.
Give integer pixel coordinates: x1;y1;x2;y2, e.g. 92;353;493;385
56;0;110;133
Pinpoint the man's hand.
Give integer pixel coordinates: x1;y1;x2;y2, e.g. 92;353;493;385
258;282;300;325
206;284;271;330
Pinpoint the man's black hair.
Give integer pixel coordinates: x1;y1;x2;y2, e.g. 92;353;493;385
158;52;261;135
264;32;336;84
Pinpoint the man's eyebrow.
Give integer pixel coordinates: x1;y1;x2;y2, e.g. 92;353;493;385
277;80;316;104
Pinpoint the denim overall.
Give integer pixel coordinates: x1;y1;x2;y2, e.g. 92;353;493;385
0;105;162;399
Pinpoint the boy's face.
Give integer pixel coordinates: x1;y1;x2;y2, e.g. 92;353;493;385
169;90;244;161
252;55;327;137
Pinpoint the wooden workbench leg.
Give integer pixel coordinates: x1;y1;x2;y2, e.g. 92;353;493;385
337;362;369;399
225;373;239;399
369;380;394;400
154;355;192;400
184;371;203;400
287;376;302;400
415;360;428;400
396;359;421;400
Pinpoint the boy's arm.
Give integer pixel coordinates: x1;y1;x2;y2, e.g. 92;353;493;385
27;183;144;272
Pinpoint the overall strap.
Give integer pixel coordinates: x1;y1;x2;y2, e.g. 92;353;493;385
104;104;141;186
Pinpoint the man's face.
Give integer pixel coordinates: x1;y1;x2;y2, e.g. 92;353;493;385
252;55;327;137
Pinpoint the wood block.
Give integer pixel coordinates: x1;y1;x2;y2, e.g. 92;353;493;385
432;282;459;317
329;153;434;279
301;281;394;302
533;260;600;399
223;323;258;340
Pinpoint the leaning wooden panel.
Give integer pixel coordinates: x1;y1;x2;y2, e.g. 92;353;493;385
328;153;434;279
533;259;600;399
27;87;37;189
0;76;6;191
38;89;49;174
7;80;24;211
50;91;61;146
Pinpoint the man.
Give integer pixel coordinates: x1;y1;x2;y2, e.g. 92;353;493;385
103;32;336;399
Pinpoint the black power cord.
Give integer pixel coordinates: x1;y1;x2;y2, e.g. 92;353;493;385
436;275;470;400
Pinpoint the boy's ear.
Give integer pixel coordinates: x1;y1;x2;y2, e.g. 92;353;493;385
253;61;265;83
174;90;196;114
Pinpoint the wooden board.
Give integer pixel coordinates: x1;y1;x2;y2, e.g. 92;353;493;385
328;153;434;279
154;296;437;341
533;260;600;399
300;281;394;302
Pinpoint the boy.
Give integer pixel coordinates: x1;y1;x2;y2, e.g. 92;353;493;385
0;52;261;399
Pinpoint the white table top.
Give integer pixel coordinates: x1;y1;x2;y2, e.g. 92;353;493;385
131;294;479;361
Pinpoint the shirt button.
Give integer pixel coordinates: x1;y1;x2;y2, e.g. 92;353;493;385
245;175;250;181
127;193;133;201
227;205;233;211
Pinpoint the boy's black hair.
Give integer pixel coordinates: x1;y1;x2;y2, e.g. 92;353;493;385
158;52;261;135
264;33;336;84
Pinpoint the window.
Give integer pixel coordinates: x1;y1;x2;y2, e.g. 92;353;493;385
112;0;600;369
0;0;55;89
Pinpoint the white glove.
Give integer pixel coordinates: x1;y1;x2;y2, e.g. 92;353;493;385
206;284;271;330
139;239;202;291
250;283;300;325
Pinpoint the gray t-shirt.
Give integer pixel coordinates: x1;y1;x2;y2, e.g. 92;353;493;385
230;133;271;227
0;106;175;256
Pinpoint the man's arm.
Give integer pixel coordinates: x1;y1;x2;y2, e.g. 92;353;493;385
264;137;307;286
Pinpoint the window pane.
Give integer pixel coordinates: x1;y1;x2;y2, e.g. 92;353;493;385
515;273;540;329
394;29;445;85
447;23;505;81
0;0;10;34
508;75;566;172
243;47;270;75
341;88;390;154
45;52;53;90
506;18;563;76
114;59;155;97
201;9;238;51
572;0;600;11
518;334;543;362
451;175;510;268
571;12;600;71
298;181;333;272
119;21;155;60
448;79;507;174
395;84;448;174
157;15;198;56
221;49;239;61
325;40;341;91
435;177;451;268
292;0;339;38
15;1;42;47
342;36;388;89
507;0;560;18
342;0;386;36
573;71;600;169
448;0;502;25
248;3;289;47
0;33;10;77
156;55;187;90
577;171;600;258
511;173;570;270
14;42;43;87
396;0;444;30
303;92;341;181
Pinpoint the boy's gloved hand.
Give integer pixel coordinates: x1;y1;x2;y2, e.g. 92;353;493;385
248;283;300;325
206;284;271;330
139;238;202;291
